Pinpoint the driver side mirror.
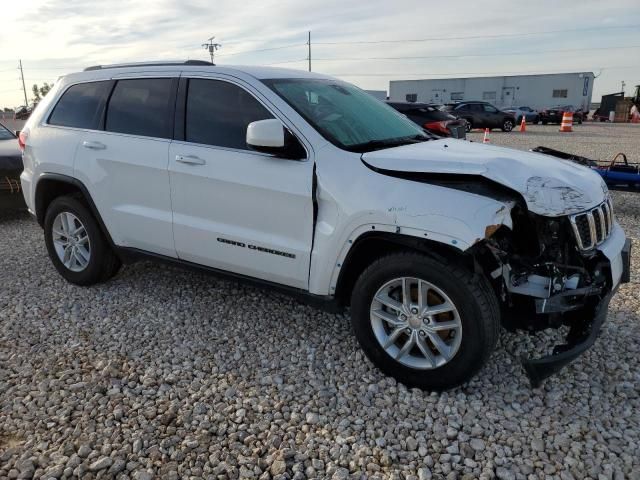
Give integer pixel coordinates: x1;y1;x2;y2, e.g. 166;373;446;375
246;119;305;160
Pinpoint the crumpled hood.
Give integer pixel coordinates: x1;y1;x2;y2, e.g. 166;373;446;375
361;139;608;217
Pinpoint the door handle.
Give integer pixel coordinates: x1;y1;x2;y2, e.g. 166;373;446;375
82;140;106;150
175;154;206;165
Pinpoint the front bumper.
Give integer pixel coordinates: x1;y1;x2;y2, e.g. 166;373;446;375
521;238;631;387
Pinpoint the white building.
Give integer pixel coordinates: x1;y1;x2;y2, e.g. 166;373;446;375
365;89;388;101
389;72;595;111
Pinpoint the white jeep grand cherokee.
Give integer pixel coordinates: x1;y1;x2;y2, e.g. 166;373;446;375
20;61;631;390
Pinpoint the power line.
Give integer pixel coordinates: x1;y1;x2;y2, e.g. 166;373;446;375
313;25;640;45
326;65;638;77
216;42;305;58
309;45;640;62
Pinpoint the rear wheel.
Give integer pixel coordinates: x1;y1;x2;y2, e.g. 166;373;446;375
350;252;500;390
44;196;121;285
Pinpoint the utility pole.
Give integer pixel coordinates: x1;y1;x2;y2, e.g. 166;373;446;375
307;31;311;72
18;60;28;107
202;36;221;64
621;80;626;95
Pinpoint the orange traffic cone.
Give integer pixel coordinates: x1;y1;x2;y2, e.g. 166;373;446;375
559;112;573;132
519;113;527;132
483;128;490;143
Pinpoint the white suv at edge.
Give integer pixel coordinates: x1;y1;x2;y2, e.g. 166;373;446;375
19;61;631;390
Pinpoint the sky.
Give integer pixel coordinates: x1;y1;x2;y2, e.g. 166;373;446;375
1;0;639;108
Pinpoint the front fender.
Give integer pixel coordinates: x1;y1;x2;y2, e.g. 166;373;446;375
308;196;515;296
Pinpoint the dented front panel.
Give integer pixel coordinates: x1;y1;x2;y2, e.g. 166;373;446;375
307;143;518;295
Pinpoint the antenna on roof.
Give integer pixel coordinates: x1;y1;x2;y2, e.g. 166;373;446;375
202;36;221;64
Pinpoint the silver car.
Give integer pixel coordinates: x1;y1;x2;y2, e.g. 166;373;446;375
503;106;539;124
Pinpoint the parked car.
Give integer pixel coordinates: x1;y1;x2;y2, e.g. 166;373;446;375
539;105;584;125
502;106;539;125
20;61;630;390
14;105;33;120
0;121;25;209
442;101;517;132
387;102;467;138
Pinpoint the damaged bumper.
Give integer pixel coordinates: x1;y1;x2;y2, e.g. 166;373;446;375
521;238;631;387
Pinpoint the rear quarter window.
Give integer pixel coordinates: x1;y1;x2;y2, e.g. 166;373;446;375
105;78;175;139
48;81;112;129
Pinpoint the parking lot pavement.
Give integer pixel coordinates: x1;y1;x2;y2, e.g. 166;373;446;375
1;131;639;479
468;122;640;164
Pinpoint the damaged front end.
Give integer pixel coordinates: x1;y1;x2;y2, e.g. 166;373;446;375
477;200;631;387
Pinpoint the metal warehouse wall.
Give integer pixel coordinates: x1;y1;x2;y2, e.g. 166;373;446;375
389;72;594;111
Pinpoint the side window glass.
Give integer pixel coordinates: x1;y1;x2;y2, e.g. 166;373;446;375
470;104;484;112
483;105;498;113
48;81;112;129
105;79;173;138
185;79;274;150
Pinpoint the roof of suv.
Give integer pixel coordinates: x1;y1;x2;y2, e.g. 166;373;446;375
61;61;334;84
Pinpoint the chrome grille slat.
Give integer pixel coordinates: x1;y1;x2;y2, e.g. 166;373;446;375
586;212;597;249
569;199;614;251
596;208;606;241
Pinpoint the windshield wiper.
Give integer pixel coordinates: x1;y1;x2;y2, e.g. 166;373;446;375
349;135;431;153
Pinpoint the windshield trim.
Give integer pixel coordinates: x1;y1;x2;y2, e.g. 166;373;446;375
0;122;16;139
261;77;432;153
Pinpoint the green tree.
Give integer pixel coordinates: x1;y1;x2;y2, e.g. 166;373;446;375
32;82;53;103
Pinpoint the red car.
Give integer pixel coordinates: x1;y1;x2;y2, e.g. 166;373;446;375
387;102;468;138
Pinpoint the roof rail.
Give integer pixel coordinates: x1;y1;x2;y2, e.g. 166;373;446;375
84;60;213;71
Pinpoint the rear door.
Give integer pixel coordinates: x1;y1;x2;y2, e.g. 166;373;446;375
467;103;485;126
76;76;178;257
168;76;314;289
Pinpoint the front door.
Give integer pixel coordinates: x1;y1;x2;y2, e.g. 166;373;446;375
482;104;502;127
168;77;314;289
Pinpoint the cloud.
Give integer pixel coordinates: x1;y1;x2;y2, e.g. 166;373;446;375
1;0;639;106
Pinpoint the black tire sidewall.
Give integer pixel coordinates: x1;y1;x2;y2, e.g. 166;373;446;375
502;119;514;132
351;254;497;390
44;196;110;286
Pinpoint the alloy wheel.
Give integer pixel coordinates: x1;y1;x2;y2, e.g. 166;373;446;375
52;212;91;272
370;277;462;370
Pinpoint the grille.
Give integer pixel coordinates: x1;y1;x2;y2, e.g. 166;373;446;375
570;198;613;251
1;175;21;194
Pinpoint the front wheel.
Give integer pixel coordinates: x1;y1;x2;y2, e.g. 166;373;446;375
350;253;500;390
501;119;514;132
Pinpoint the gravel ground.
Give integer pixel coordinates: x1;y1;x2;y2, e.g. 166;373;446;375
1;126;639;479
467;123;640;164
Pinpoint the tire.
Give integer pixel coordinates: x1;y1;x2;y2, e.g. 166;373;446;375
44;196;121;286
350;252;500;390
501;119;514;132
463;121;472;132
542;120;548;125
